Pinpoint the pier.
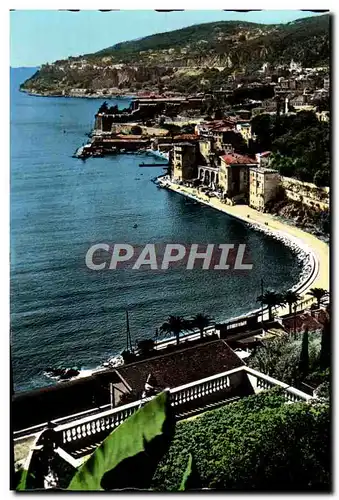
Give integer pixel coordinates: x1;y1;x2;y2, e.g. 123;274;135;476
139;162;169;167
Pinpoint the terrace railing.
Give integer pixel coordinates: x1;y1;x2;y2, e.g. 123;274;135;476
14;366;313;451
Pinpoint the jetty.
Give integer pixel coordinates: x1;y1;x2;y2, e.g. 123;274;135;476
139;162;169;167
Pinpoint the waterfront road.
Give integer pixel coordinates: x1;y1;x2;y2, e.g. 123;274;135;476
164;182;329;319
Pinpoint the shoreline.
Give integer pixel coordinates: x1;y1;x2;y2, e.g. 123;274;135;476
159;179;329;319
19;88;184;100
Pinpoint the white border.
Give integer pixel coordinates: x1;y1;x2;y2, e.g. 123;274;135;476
3;3;337;499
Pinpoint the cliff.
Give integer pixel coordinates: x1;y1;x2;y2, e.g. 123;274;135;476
21;14;330;96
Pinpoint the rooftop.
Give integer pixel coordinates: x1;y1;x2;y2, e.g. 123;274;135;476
250;166;279;174
116;339;244;401
221;153;257;165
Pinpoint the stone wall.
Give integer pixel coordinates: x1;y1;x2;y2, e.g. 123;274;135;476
281;176;329;211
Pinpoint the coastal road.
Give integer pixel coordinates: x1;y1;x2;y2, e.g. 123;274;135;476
165;182;329;319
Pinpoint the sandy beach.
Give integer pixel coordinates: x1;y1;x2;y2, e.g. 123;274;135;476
162;181;329;317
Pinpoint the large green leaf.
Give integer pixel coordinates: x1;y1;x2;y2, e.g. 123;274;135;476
67;390;175;491
179;453;202;491
15;468;29;491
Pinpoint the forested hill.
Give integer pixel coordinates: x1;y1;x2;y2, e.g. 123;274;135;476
92;13;329;66
21;14;330;95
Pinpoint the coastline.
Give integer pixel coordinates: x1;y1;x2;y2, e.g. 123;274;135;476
160;179;329;318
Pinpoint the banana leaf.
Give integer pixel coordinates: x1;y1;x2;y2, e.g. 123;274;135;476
179;453;202;491
67;390;175;491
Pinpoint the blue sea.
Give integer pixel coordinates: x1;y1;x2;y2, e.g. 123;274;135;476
10;67;302;392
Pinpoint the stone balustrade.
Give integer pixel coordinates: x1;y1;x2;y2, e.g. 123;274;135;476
47;366;312;449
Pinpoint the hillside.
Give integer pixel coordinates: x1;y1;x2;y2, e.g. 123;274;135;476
20;14;330;96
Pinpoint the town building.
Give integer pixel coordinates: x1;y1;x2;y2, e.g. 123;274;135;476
249;166;280;211
235;122;252;145
219;153;258;204
172;142;197;181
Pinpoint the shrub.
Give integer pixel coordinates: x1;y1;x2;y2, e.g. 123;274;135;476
152;390;330;491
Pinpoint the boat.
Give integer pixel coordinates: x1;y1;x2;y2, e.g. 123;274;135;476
133;224;138;228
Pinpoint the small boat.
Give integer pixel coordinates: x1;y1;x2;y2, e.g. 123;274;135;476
133;224;138;228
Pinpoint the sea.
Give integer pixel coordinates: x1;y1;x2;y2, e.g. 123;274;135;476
10;67;302;392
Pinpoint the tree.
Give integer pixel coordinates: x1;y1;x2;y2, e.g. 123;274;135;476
298;327;309;377
319;310;331;370
256;290;284;320
283;290;301;315
307;288;329;309
191;314;213;339
137;339;155;357
160;316;190;346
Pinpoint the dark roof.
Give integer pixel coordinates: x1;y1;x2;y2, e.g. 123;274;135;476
116;339;244;399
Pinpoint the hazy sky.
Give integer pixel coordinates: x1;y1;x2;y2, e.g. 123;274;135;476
10;10;326;67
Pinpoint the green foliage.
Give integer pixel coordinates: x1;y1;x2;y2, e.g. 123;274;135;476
191;313;213;339
253;112;330;187
21;15;329;95
283;289;301;315
160;315;191;345
178;453;202;490
256;289;284;320
249;332;322;386
152;389;330;491
67;391;175;491
299;328;310;377
16;468;29;491
90;14;329;69
307;288;329;308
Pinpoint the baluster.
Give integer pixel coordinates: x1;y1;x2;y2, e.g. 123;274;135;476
76;426;82;440
62;430;67;444
71;427;76;441
66;429;71;443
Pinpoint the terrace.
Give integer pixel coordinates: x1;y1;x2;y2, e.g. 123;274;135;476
14;365;313;466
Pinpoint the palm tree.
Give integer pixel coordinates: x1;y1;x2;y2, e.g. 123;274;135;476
283;290;301;315
191;313;213;339
307;288;329;309
257;290;285;321
160;315;190;346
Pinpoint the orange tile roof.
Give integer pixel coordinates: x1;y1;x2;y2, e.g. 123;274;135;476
221;153;257;165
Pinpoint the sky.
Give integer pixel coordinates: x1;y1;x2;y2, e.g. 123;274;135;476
10;10;326;67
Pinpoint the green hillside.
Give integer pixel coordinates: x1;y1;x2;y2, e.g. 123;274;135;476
20;14;330;95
